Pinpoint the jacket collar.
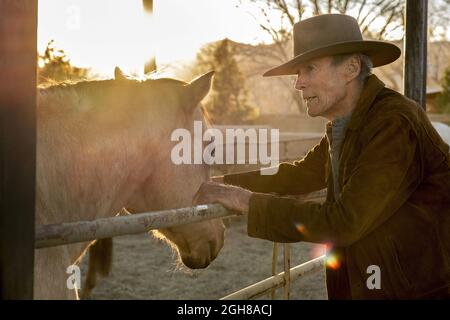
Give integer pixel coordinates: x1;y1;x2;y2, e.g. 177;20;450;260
325;74;385;132
346;74;385;130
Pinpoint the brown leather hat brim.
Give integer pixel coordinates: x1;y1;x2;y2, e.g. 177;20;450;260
263;40;401;77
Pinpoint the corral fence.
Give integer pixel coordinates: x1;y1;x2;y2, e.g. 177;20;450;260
32;130;328;299
35;192;327;300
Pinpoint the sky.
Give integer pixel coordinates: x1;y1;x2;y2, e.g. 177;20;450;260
38;0;450;77
38;0;270;76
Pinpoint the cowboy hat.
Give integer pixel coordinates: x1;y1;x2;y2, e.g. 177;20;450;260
263;14;401;77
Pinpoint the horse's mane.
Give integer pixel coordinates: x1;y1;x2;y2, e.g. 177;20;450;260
37;75;214;126
37;76;178;114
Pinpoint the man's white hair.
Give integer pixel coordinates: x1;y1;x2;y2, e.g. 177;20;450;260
331;53;373;83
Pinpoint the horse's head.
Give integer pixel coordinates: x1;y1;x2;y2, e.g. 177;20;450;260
120;69;225;269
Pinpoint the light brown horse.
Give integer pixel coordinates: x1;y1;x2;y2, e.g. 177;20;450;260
35;68;225;299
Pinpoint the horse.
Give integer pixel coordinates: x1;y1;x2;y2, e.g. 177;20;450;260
35;68;225;299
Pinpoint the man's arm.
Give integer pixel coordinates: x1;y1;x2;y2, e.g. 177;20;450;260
219;135;329;195
247;116;421;246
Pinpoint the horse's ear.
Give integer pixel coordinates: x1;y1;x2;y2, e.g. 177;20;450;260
185;71;215;111
114;66;126;81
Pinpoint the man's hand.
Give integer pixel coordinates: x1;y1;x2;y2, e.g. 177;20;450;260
193;182;252;214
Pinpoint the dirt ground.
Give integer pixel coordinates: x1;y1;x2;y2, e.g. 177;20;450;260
79;216;328;300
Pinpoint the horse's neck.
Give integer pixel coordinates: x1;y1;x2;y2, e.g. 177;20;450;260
37;120;155;262
36;113;157;225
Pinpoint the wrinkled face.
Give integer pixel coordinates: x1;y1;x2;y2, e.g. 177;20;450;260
126;73;225;269
294;56;348;119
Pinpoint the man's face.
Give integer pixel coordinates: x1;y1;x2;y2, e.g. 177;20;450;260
294;56;348;119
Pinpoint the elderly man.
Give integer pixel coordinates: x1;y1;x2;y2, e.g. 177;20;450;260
193;14;450;299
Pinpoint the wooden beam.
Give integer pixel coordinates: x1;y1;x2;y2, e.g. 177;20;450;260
0;0;37;299
142;0;153;13
143;0;156;74
404;0;428;109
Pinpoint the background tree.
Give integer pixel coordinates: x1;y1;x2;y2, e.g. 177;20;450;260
237;0;450;112
38;40;91;85
195;39;259;124
239;0;411;61
436;66;450;113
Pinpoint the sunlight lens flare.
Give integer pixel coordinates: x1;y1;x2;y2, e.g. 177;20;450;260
295;223;309;237
326;254;341;270
310;244;326;259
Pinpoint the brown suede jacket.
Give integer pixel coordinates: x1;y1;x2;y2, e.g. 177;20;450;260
224;75;450;299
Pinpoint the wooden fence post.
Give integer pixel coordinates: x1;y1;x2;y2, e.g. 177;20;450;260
0;0;37;299
404;0;428;109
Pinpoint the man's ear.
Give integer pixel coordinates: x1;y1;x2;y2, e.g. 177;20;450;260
346;55;361;82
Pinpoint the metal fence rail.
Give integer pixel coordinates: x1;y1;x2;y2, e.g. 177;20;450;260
221;255;325;300
35;197;327;300
35;204;237;249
